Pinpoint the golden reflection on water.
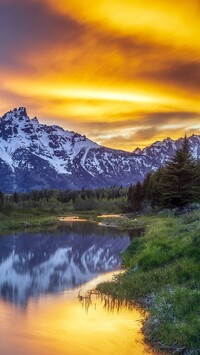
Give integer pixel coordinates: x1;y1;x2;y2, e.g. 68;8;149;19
0;272;157;355
97;214;123;218
58;216;89;222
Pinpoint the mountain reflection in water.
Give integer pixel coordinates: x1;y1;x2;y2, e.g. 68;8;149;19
0;222;130;306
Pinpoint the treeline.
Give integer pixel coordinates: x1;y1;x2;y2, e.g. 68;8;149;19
0;186;128;214
127;136;200;212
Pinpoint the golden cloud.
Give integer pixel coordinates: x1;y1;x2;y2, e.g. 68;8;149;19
0;0;200;150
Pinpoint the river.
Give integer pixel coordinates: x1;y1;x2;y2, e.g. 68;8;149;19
0;221;157;355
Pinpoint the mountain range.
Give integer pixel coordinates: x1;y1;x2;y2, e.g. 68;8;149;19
0;107;200;192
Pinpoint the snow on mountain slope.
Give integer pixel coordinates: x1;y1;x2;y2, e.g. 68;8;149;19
0;107;200;192
0;107;153;192
0;107;98;174
133;135;200;166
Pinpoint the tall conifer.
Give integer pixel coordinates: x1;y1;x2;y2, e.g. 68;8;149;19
160;136;196;208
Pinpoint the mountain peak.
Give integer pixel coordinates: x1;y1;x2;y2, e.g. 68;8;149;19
133;147;142;155
31;116;39;125
17;107;28;116
1;107;29;122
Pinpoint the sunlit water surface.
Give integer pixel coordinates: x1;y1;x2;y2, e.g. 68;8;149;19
0;221;157;355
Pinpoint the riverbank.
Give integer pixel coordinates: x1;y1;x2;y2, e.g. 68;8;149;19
1;208;199;352
72;211;148;230
0;210;59;234
0;210;124;234
96;210;200;354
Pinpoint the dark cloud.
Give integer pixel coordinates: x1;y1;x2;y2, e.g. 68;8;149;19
96;30;155;56
98;127;159;150
92;27;200;93
0;0;86;70
98;126;192;150
85;29;177;83
107;110;200;127
97;133;141;151
140;60;200;93
142;110;200;124
132;127;158;142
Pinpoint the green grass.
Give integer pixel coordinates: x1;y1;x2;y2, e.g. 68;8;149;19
97;210;200;353
0;209;59;234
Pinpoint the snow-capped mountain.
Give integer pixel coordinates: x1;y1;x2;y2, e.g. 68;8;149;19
0;107;200;192
0;107;154;192
133;135;200;166
0;223;130;305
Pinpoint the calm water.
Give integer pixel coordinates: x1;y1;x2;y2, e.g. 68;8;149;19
0;221;155;355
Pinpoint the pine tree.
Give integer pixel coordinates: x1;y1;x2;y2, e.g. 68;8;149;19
0;191;4;206
127;184;133;204
160;136;197;208
13;192;20;204
192;160;200;202
147;168;165;208
131;181;144;212
141;173;151;209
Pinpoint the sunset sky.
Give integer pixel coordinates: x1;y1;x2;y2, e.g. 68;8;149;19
1;0;200;150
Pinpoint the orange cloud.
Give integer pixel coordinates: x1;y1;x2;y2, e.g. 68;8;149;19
0;0;200;150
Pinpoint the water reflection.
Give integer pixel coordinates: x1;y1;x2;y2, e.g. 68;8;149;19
0;222;130;306
0;273;155;355
0;223;159;355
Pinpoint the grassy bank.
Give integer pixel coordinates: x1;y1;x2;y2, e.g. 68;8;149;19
77;211;148;229
0;209;59;234
97;211;200;354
